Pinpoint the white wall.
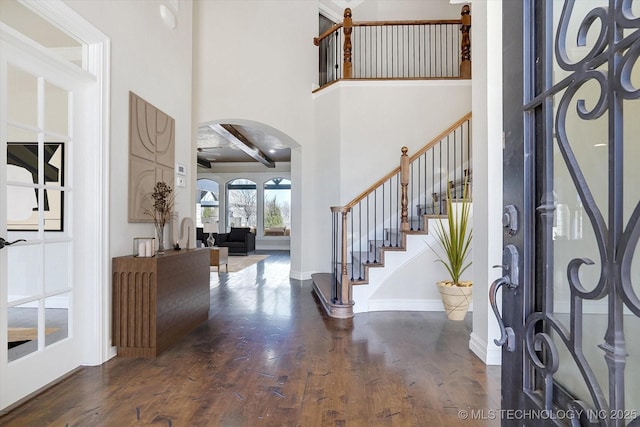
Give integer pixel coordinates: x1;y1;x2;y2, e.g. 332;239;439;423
192;0;470;279
193;0;318;279
309;80;470;273
64;0;195;259
62;0;194;362
364;214;473;313
335;81;472;204
319;0;464;22
470;0;503;366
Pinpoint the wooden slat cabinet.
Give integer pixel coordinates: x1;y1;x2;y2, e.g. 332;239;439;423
112;248;210;358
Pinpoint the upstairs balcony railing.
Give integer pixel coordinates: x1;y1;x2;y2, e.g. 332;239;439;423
314;6;471;88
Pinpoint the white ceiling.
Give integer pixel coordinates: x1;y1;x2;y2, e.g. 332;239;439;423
196;123;291;168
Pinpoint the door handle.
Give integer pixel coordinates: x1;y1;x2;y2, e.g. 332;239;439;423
489;244;519;352
490;277;516;351
0;238;26;250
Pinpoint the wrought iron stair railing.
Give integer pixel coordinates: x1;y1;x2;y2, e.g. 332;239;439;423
329;113;472;307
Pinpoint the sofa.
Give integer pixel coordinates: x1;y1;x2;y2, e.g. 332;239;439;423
214;227;256;255
264;226;290;236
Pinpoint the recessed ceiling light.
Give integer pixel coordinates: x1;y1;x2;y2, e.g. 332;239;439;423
269;149;276;153
594;143;607;147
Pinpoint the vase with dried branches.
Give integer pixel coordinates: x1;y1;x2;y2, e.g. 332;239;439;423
145;181;175;255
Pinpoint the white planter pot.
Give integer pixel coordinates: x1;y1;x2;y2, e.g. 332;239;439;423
437;281;472;321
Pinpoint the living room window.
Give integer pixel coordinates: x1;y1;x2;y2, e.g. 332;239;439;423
226;178;257;231
196;178;219;228
263;178;291;237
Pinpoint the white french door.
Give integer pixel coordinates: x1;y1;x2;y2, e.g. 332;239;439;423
0;29;93;411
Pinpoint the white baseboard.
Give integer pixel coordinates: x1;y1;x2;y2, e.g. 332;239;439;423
256;239;290;251
290;270;312;281
368;299;445;312
469;332;502;365
367;298;474;313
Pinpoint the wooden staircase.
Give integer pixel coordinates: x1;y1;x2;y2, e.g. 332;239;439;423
312;215;437;318
311;113;473;319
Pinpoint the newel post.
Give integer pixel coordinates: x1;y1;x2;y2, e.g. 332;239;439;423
343;8;353;79
460;5;471;79
331;206;352;305
400;147;410;231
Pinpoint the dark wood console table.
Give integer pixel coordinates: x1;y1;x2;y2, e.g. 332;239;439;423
112;248;210;358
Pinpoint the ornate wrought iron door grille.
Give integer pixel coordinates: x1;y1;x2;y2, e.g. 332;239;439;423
522;1;640;425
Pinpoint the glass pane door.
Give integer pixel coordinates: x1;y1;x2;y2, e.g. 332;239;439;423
1;50;78;410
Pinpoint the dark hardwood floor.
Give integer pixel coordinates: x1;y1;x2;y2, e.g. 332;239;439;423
1;250;501;426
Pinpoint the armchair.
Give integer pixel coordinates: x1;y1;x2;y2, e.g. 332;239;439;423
214;227;256;255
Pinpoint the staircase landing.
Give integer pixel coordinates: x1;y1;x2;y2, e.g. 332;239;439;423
311;273;354;319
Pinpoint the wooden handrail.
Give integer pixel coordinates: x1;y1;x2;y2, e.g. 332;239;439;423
314;19;464;45
314;23;344;46
354;19;462;27
344;112;472;210
315;19;463;46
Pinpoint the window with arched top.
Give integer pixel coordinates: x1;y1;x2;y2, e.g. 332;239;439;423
226;179;257;231
263;178;291;236
196;179;219;228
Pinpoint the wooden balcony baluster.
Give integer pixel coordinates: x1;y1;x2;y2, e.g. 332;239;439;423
343;8;353;79
460;5;472;79
400;146;410;231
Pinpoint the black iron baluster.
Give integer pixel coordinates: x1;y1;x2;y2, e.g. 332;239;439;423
358;202;362;280
331;210;337;302
417;156;422;230
439;141;443;214
389;174;393;246
373;188;377;262
366;194;370;264
350;205;354;281
396;172;400;247
423;152;428;216
382;181;385;247
409;162;414;230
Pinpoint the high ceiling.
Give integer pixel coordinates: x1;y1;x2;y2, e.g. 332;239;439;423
197;123;291;170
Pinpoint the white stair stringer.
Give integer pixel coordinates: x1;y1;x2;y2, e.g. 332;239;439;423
352;215;473;314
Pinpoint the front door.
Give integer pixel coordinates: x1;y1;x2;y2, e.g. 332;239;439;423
500;1;640;426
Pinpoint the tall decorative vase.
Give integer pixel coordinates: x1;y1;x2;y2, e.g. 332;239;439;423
155;223;166;255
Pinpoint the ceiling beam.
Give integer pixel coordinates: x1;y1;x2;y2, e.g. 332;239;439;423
197;157;212;169
210;124;276;168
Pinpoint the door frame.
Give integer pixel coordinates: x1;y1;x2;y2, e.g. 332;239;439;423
0;0;110;412
501;0;530;417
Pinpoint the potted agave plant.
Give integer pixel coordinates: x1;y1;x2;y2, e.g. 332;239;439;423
430;181;472;321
